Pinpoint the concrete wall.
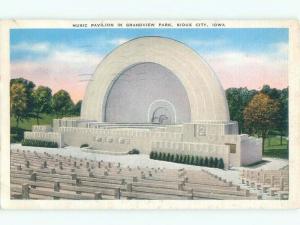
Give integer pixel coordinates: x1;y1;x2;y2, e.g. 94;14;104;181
26;118;262;168
59;127;183;153
24;132;63;148
32;125;52;132
240;136;263;166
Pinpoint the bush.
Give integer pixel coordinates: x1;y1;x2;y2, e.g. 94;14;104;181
148;151;225;169
162;152;167;160
80;144;89;148
150;151;154;159
185;155;191;164
208;157;214;167
214;157;219;168
184;155;187;164
179;155;183;163
218;158;225;169
21;139;58;148
128;149;140;154
194;156;199;165
167;153;171;161
199;157;204;166
170;154;175;162
190;156;194;165
175;154;179;163
150;151;158;160
204;157;209;167
158;152;162;160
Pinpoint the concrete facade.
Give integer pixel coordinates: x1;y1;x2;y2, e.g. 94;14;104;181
23;36;262;168
80;36;230;122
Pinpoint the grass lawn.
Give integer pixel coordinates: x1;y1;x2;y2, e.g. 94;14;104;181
10;114;58;143
263;136;288;159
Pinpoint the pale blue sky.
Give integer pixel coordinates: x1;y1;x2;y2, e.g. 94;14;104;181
10;28;288;62
10;28;289;101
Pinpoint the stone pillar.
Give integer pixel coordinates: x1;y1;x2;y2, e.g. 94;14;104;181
94;192;102;200
114;188;121;199
22;184;30;199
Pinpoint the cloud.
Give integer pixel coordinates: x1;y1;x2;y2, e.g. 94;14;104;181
11;40;288;103
202;47;288;90
271;42;288;58
12;42;50;53
186;39;227;48
11;44;103;102
108;38;129;46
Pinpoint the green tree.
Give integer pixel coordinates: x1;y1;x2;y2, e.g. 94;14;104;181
243;92;280;152
10;83;28;128
261;85;288;145
261;85;281;99
52;90;74;117
73;100;82;116
32;86;52;124
10;78;36;124
278;88;288;144
226;87;257;133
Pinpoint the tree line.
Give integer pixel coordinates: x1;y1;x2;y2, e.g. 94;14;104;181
10;77;288;152
10;78;82;128
226;85;288;150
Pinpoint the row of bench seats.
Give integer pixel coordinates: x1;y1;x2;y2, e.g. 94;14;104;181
240;169;289;200
10;149;260;200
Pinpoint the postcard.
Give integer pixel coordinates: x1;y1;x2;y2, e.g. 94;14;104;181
0;20;299;209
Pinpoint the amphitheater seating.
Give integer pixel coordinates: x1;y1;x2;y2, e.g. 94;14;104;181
240;169;289;200
10;149;261;200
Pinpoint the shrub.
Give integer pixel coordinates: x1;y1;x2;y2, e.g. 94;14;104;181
21;139;58;148
170;154;175;162
194;156;198;165
188;155;191;164
214;157;219;168
158;152;163;160
162;153;167;161
190;156;195;165
204;157;209;167
167;153;171;161
179;155;184;163
80;144;89;148
218;158;225;169
175;154;179;163
208;157;214;167
199;157;204;166
150;151;154;159
148;151;225;169
128;149;140;154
